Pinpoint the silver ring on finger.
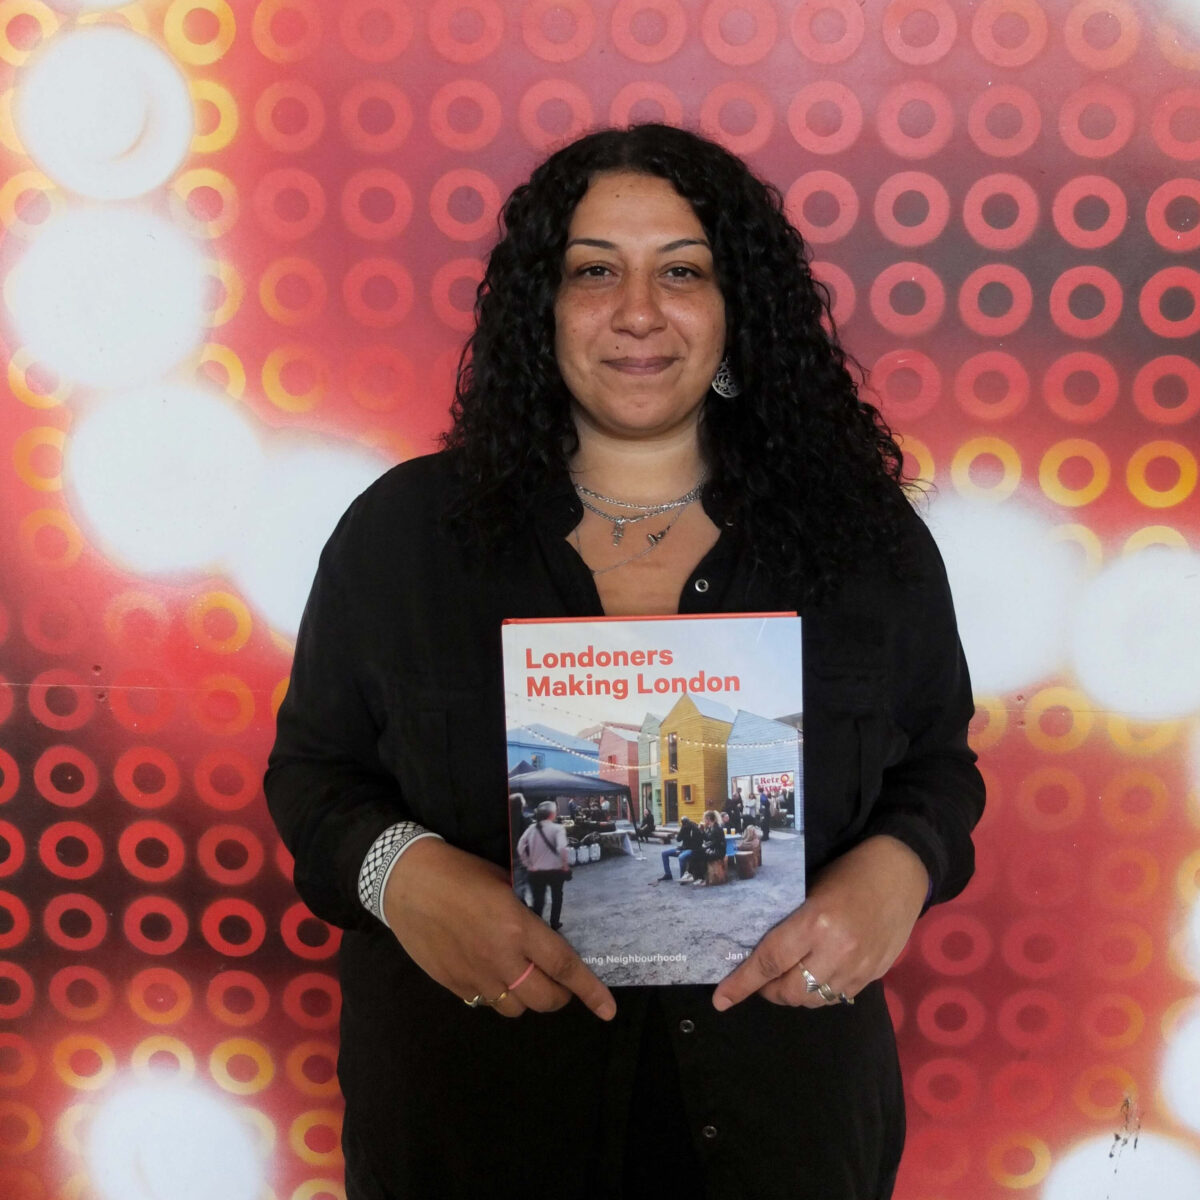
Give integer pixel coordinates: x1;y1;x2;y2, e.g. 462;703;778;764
817;981;839;1004
801;966;822;994
463;993;488;1008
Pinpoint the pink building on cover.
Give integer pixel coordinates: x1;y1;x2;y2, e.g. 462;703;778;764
597;723;641;821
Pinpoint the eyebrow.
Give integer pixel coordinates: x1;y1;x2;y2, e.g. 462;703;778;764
564;237;711;252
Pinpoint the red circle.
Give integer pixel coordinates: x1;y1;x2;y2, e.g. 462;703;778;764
431;257;484;333
252;168;326;241
254;81;325;153
971;0;1048;67
990;1061;1056;1118
700;0;777;66
123;896;189;956
254;0;323;61
0;1033;35;1088
522;0;594;61
197;825;264;886
1063;0;1140;69
109;668;175;734
1052;175;1127;249
428;0;504;63
1059;83;1135;158
0;821;25;878
919;913;993;975
911;1058;981;1119
343;258;414;329
338;1;414;62
1043;351;1120;423
811;260;856;326
1151;88;1200;161
1000;916;1070;978
338;81;412;154
0;963;34;1019
429;79;502;151
1145;178;1200;254
957;264;1032;337
194;750;259;812
43;893;108;951
0;752;15;806
429;168;501;242
32;745;98;808
967;85;1041;157
0;891;29;950
1049;266;1123;339
1007;846;1082;906
876;81;954;159
610;0;688;64
517;78;593;151
117;820;186;883
871;349;941;421
869;261;946;336
127;967;192;1025
48;966;112;1021
206;970;271;1026
996;988;1066;1049
282;973;342;1029
790;0;865;63
785;171;858;245
954;351;1029;421
28;669;94;731
281;902;343;961
609;82;685;128
882;0;957;64
874;171;950;247
787;82;863;156
21;596;85;655
1132;355;1200;425
201;899;267;957
699;82;774;156
37;822;103;881
1138;266;1200;338
915;986;988;1047
340;169;412;241
113;747;182;810
963;173;1040;250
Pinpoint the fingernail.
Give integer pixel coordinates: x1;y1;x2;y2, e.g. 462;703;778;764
712;994;731;1012
598;1000;616;1021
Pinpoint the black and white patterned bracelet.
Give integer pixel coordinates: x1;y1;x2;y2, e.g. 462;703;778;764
358;821;443;924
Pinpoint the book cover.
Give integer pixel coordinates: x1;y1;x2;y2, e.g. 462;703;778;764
503;613;805;986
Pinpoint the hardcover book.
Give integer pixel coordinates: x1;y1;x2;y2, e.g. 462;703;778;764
503;613;805;986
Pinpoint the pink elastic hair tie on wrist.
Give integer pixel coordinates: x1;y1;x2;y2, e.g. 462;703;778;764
508;962;536;991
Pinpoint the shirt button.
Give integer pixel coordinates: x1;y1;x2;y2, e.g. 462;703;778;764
693;578;709;593
701;1125;718;1141
679;1019;695;1034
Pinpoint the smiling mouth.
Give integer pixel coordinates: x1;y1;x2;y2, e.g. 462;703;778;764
604;357;677;373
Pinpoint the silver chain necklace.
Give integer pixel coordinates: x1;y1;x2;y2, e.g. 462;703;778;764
573;481;704;546
574;500;695;576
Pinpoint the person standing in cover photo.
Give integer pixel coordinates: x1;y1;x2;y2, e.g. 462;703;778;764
516;800;570;931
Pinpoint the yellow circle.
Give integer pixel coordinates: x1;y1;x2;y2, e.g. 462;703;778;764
170;168;239;239
1177;848;1200;904
164;0;236;65
1072;1064;1136;1120
258;257;325;325
1039;438;1110;507
210;1038;275;1095
1106;714;1179;755
950;436;1021;502
236;1105;277;1156
0;1100;41;1154
1023;686;1094;753
55;1102;93;1155
13;426;64;492
1157;18;1200;70
293;1182;346;1200
969;695;1009;751
130;1036;196;1080
271;677;290;717
1099;768;1168;833
262;344;328;412
1082;992;1145;1051
206;259;244;326
0;2;59;67
190;79;239;154
285;1041;340;1098
19;509;82;569
1123;524;1189;553
52;1036;116;1092
1047;521;1103;569
186;590;252;654
985;1132;1051;1189
1162;996;1200;1042
76;4;151;33
7;347;71;409
0;169;62;239
1126;440;1198;508
896;433;934;485
192;342;246;399
289;1109;343;1167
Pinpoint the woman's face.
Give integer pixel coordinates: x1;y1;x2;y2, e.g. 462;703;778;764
554;171;726;444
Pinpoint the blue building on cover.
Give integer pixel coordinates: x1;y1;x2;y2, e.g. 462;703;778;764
726;710;803;830
506;722;600;775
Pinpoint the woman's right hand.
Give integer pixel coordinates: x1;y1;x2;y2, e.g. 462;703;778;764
382;836;617;1021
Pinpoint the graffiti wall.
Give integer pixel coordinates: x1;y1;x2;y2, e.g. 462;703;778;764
1;1;1199;1197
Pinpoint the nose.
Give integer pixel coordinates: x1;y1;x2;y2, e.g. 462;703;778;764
611;271;666;337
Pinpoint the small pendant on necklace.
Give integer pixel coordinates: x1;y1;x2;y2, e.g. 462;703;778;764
647;528;667;546
612;520;625;546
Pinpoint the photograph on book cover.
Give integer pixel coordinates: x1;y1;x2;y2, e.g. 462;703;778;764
503;614;805;986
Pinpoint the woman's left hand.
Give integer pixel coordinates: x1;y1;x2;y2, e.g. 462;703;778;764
711;834;928;1011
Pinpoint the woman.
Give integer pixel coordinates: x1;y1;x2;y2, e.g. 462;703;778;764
692;810;728;888
266;124;984;1199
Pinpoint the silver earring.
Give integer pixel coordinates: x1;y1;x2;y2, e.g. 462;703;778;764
711;359;740;398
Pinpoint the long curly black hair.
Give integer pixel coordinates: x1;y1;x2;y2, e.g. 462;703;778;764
443;123;910;602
